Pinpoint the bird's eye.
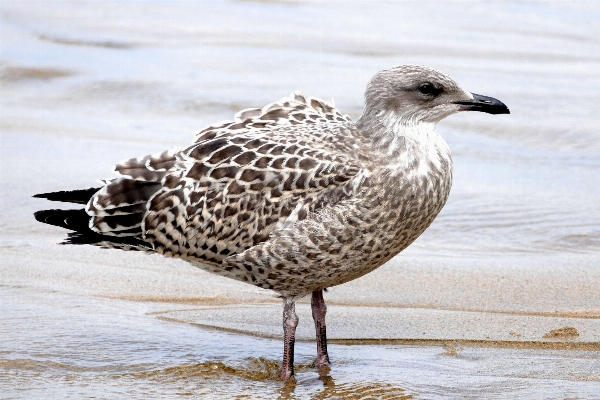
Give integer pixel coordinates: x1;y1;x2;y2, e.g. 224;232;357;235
418;83;434;95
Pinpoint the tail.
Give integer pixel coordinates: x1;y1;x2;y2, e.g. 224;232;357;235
34;209;91;232
33;208;151;249
33;188;152;251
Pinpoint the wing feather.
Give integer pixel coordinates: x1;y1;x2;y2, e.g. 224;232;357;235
142;130;365;263
82;92;368;257
114;149;178;182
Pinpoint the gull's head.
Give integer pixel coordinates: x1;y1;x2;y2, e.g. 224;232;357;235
362;65;509;126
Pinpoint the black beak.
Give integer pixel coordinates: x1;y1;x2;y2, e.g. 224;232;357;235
454;93;510;115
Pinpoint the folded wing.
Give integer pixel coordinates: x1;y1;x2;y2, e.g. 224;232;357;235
76;93;368;264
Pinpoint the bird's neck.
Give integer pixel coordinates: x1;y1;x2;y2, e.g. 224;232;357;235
356;109;439;164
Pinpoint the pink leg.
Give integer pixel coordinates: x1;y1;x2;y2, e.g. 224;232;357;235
311;290;330;368
280;299;299;380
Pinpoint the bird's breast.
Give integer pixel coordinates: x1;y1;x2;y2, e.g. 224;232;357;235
352;135;453;268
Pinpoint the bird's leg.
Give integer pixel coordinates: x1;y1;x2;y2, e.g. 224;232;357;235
280;298;299;381
311;289;330;368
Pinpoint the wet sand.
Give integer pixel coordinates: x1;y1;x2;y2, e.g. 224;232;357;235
3;237;600;346
2;0;600;398
2;229;599;398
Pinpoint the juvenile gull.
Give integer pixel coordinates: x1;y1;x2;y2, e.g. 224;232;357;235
34;65;509;380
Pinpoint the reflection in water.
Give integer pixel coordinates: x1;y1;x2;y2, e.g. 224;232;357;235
309;367;413;400
281;379;413;400
122;357;412;398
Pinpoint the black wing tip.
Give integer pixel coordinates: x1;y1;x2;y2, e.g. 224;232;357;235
62;231;97;245
62;231;152;250
35;210;151;251
33;208;91;233
32;187;101;204
33;191;64;200
34;209;61;223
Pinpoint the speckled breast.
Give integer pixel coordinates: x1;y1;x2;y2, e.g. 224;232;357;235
305;161;454;292
190;135;453;298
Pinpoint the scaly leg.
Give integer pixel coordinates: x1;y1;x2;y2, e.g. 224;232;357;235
280;299;299;380
311;289;330;368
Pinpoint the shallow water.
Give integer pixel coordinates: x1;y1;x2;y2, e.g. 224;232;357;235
2;0;600;398
2;286;598;399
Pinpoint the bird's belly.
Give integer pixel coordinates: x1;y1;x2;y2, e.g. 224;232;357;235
312;169;453;290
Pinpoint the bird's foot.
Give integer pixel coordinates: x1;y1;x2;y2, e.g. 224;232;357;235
279;367;296;381
313;354;330;369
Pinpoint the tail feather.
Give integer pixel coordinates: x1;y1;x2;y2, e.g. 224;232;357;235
34;209;91;232
34;208;151;250
33;187;101;204
64;231;152;250
33;181;158;252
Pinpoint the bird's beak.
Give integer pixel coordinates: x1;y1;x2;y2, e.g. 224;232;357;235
454;93;510;115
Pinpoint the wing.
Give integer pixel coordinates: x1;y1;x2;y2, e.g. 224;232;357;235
85;92;370;264
142;125;367;262
191;91;353;149
223;198;370;296
222;173;395;298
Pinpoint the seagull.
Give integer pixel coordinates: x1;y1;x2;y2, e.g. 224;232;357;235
34;65;509;380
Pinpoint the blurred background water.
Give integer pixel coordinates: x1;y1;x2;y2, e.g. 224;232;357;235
1;1;600;399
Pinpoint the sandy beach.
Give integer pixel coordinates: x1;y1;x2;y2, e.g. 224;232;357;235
2;1;600;398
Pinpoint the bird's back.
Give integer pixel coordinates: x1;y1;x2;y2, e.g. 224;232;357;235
68;93;373;270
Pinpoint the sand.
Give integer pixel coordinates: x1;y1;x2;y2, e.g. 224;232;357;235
3;234;599;348
2;0;600;397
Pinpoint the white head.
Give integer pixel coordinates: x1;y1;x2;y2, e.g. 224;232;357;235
358;65;509;130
